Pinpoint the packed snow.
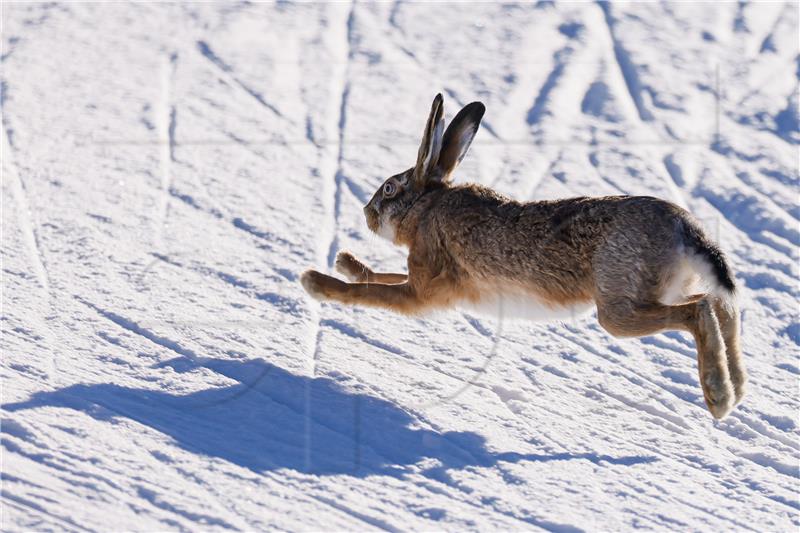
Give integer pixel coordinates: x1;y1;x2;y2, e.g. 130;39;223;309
2;1;798;531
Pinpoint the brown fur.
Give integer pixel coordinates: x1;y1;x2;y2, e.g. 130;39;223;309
301;94;746;419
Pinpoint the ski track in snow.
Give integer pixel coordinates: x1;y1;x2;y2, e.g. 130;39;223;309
1;129;50;298
156;52;178;248
1;2;798;531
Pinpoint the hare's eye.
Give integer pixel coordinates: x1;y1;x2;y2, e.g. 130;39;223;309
383;182;397;197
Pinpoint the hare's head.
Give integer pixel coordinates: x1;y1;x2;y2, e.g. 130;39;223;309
363;93;485;243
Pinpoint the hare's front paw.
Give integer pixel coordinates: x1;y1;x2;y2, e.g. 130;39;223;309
300;270;330;301
335;251;370;282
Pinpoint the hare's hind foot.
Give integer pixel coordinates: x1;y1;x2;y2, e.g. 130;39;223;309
694;299;736;419
701;366;735;420
710;296;747;406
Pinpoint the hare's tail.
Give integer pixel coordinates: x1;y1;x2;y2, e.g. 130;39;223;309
659;219;736;308
681;220;736;295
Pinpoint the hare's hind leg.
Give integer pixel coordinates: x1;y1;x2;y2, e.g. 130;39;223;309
691;300;735;418
596;299;694;338
711;297;747;405
596;298;734;419
335;251;408;284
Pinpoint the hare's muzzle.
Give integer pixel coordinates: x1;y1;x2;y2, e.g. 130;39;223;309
363;204;379;233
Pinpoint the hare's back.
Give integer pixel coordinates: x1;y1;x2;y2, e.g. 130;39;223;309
430;192;694;302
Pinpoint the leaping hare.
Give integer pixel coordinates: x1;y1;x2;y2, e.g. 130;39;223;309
301;93;746;419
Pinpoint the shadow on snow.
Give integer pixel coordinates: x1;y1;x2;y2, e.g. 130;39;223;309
3;357;657;477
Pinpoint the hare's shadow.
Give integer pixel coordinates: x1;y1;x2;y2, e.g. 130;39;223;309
3;357;656;476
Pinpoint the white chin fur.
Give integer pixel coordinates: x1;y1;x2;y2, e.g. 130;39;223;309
459;291;595;323
375;216;397;243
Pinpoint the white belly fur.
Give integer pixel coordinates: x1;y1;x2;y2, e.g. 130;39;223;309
458;291;595;322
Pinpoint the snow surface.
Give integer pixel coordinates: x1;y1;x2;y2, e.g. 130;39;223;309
2;1;798;531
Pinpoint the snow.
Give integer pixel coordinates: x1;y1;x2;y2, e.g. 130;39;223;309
1;1;798;531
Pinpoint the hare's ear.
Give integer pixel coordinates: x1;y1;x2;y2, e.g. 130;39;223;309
413;93;445;188
436;101;485;182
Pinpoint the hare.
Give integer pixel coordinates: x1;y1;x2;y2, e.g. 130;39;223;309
301;93;746;419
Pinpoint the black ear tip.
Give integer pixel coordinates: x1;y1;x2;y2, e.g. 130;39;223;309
434;93;443;104
471;101;486;119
